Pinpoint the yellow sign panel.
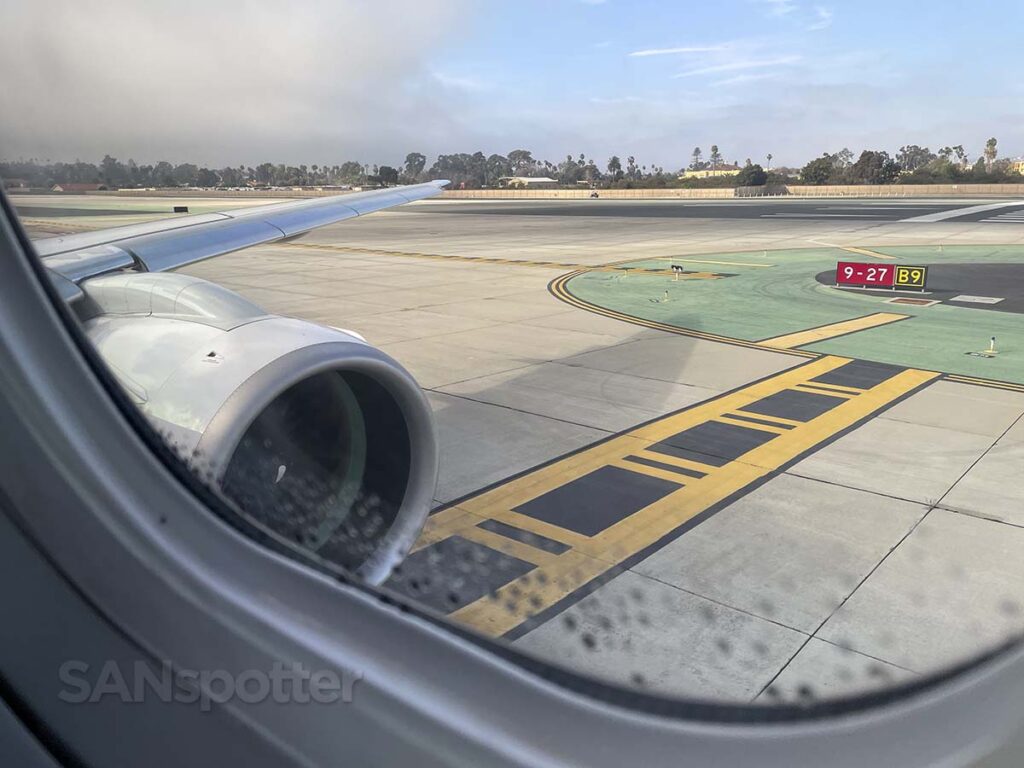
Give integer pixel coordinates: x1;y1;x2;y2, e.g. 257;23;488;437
894;265;928;289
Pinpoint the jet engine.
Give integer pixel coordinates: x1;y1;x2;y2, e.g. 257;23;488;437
77;272;437;584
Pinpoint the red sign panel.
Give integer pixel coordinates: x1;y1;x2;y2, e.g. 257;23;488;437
835;261;895;287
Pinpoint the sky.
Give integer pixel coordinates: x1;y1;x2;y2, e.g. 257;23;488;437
2;0;1023;170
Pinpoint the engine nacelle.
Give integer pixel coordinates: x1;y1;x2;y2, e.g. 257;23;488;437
79;272;437;584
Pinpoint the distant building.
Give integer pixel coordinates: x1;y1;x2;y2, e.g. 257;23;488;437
1010;159;1024;176
679;165;742;180
51;182;107;192
497;176;559;189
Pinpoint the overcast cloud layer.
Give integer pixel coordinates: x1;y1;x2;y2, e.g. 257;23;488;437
0;0;475;166
2;0;1023;169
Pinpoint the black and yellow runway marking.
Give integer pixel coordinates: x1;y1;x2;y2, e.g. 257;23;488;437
390;356;938;638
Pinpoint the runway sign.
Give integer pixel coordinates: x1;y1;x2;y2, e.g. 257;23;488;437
836;261;895;287
893;265;928;289
835;262;929;290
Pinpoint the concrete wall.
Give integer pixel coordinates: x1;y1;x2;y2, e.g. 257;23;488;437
440;184;1024;200
50;183;1024;201
786;184;1024;197
440;187;739;200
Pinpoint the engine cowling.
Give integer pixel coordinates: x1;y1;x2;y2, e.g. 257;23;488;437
78;272;437;584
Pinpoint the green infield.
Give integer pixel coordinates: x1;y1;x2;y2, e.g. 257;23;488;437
564;245;1024;385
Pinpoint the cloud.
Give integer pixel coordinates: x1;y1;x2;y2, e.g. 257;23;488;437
673;55;801;78
807;6;833;30
712;73;781;87
589;96;647;104
753;0;799;17
3;0;1020;173
432;72;490;92
629;44;731;57
0;0;473;165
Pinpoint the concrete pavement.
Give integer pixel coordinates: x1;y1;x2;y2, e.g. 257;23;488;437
24;196;1024;706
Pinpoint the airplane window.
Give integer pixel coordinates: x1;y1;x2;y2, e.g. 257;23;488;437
6;0;1024;734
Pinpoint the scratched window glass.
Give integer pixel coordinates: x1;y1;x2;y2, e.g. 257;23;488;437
7;0;1024;711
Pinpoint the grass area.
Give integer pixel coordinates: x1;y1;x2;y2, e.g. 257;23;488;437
567;245;1024;383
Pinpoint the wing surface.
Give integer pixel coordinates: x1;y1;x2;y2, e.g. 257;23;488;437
36;181;449;297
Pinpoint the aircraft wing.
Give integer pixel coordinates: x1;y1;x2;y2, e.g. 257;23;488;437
36;180;449;302
25;179;451;584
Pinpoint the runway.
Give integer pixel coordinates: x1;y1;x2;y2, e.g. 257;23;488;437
20;194;1024;706
398;197;1024;224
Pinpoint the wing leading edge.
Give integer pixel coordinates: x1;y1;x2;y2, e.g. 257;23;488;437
38;181;449;299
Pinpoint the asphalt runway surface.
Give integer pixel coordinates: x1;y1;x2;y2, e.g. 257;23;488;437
815;263;1024;314
401;197;1024;223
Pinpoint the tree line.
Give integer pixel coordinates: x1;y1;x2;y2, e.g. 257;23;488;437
2;139;1020;191
798;140;1021;185
0;151;679;190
